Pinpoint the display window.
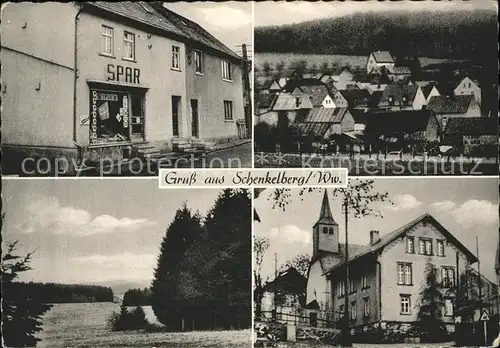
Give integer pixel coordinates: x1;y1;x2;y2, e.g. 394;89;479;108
89;89;144;145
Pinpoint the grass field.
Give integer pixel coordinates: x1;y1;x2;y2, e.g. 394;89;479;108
36;303;251;348
255;52;459;72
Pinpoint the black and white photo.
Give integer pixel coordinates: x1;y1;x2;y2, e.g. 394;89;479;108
1;179;252;347
253;1;498;175
254;178;499;347
1;1;252;176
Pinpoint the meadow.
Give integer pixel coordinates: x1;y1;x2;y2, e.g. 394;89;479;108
36;303;252;348
255;52;458;72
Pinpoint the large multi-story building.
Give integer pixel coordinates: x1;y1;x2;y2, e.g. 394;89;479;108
306;190;479;340
1;2;246;167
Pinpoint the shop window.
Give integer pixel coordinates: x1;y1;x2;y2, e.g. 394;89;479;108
101;25;114;56
123;31;135;60
89;89;130;144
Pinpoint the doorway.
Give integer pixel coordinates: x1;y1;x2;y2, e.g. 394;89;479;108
191;99;199;138
172;96;181;137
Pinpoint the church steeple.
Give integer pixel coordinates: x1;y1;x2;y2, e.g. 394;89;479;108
312;190;339;256
316;189;337;226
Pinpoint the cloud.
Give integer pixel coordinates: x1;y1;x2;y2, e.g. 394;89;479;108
269;224;311;245
387;194;422;211
430;200;457;212
18;196;157;236
451;200;498;227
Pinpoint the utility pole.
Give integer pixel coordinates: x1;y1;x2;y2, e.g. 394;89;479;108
240;43;252;139
274;252;278;320
343;198;352;347
477;236;482;301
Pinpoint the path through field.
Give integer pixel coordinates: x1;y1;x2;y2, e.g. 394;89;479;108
36;303;251;347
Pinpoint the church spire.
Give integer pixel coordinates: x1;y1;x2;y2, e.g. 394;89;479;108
316;189;337;225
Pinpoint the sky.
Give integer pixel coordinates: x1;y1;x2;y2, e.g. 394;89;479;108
254;177;499;283
164;2;252;59
255;0;498;27
2;179;222;286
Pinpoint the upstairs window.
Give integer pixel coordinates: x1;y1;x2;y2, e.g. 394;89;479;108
123;31;135;60
172;46;180;70
194;50;203;74
437;240;445;257
397;263;412;285
419;238;433;256
221;59;232;81
361;274;369;289
101;25;114;56
406;237;415;254
441;267;455;288
338;280;345;297
328;227;334;235
349;278;356;293
323;227;328;234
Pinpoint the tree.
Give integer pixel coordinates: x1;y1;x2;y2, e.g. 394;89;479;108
275;60;285;77
279;252;311;277
268;180;390;346
309;63;318;75
262;61;272;76
320;61;331;75
254;236;270;319
2;233;53;347
417;262;446;343
288;59;308;79
151;204;203;328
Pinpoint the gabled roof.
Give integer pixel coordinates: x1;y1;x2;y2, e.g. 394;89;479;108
264;267;307;295
296;85;331;107
390;66;412;75
150;2;241;60
365;110;436;134
324;213;478;276
340;89;372;107
427;95;474;114
283;78;326;93
379;84;419;106
420;82;438;99
312;245;366;274
371;51;395;64
86;2;241;61
299;107;349;124
273;93;313;111
444;117;498;136
295;123;332;137
257;93;278;109
349;108;369;124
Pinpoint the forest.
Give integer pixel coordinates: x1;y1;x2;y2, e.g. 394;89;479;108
255;10;497;64
12;282;114;303
151;189;251;331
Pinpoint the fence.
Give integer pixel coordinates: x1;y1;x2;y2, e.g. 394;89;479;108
255;302;336;328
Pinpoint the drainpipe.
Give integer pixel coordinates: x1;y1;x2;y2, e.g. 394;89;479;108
376;260;382;330
73;4;84;163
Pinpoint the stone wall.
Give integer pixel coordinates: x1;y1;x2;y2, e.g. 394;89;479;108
254;321;340;345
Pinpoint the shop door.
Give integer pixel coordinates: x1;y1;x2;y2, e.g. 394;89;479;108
130;93;145;141
172;96;181;137
191;99;199;138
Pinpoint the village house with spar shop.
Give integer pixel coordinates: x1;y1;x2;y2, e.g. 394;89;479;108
1;1;248;172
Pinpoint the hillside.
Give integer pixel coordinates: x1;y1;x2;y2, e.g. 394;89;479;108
255;10;497;64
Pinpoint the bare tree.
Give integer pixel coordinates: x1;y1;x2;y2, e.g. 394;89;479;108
279;252;311;277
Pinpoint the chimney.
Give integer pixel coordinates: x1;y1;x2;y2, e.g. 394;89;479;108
295;96;301;108
370;230;380;245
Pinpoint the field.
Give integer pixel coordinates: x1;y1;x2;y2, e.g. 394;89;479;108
255;52;459;72
36;303;251;348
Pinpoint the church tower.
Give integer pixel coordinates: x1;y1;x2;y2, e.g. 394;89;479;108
312;189;339;256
